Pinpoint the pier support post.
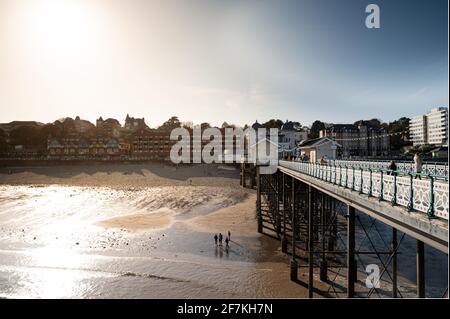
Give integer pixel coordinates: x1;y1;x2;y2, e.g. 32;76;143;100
320;193;328;282
328;199;337;252
392;227;398;298
256;167;262;234
276;172;282;237
250;166;255;189
290;178;297;281
281;175;288;253
417;240;425;298
347;205;356;298
308;185;314;298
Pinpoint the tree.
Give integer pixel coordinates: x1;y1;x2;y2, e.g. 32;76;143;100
407;144;435;155
309;120;325;139
388;117;411;151
53;118;76;137
221;122;236;129
200;122;211;130
0;128;7;152
159;116;181;131
354;118;383;128
9;126;43;148
263;119;284;129
40;123;62;139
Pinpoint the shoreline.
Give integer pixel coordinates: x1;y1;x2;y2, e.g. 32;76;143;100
0;162;242;188
0;163;321;298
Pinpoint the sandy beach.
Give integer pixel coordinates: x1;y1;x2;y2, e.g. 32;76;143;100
0;163;325;298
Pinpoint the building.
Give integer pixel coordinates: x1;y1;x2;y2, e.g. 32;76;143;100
278;120;308;156
74;116;95;134
320;122;389;158
131;129;175;160
409;115;427;146
47;137;127;159
96;117;122;138
409;107;448;146
298;136;341;162
124;114;148;132
426;107;448;146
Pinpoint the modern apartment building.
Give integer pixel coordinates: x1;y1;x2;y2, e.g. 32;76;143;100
409;107;448;146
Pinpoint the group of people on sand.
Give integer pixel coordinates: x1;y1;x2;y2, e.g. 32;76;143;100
213;231;231;248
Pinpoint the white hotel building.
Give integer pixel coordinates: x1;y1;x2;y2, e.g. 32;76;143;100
409;107;448;146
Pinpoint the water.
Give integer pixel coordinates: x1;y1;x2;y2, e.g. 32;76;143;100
0;185;304;298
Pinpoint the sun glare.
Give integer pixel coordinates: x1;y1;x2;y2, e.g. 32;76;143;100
20;0;103;60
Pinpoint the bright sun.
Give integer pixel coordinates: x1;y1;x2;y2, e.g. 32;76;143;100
18;0;104;60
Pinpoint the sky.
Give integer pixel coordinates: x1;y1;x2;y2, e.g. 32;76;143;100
0;0;448;128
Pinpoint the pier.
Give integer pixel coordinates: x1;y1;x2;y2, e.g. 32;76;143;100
250;160;449;298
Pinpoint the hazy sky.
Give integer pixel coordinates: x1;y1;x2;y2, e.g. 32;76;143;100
0;0;448;127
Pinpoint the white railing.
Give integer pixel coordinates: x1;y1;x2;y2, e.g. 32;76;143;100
329;159;448;179
279;160;449;220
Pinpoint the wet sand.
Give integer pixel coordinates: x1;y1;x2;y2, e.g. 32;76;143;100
0;163;324;298
97;208;174;231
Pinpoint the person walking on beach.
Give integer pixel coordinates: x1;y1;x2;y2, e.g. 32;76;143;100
414;153;423;179
214;234;218;245
225;237;229;248
228;230;231;241
218;233;223;245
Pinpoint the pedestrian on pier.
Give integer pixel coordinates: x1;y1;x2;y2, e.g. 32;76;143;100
214;234;218;245
387;161;397;176
218;233;223;245
414;153;423;180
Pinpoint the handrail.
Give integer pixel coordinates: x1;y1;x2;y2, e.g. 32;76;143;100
328;159;448;181
278;160;449;221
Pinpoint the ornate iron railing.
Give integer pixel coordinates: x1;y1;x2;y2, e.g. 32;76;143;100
279;160;449;220
329;159;448;180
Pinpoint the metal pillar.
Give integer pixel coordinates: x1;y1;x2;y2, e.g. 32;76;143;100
320;193;328;282
281;174;288;253
347;205;356;298
392;227;398;298
276;172;281;237
256;167;262;233
290;177;298;281
308;185;314;298
417;240;425;298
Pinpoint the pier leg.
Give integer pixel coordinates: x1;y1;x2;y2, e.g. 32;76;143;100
347;205;356;298
276;172;282;237
417;240;425;298
290;178;297;281
392;227;398;298
308;185;314;298
281;174;288;253
256;167;262;234
320;193;328;282
328;199;337;252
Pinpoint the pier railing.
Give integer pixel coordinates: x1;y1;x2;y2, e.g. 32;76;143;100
329;159;448;180
278;160;449;220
